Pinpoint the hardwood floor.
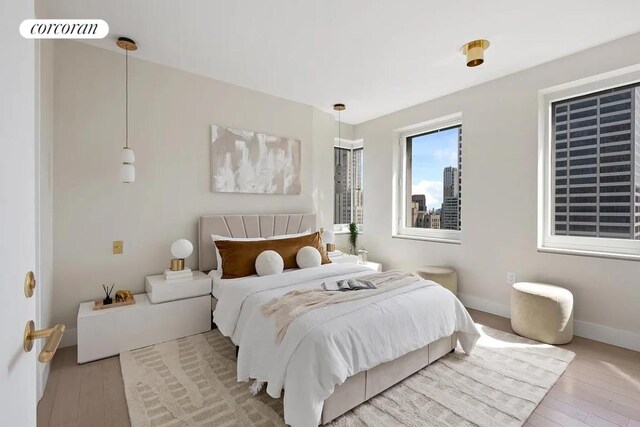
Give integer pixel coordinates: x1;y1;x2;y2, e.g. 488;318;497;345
37;309;640;427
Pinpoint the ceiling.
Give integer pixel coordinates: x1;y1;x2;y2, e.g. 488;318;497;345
43;0;640;124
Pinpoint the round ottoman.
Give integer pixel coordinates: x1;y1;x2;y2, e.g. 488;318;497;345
511;282;574;344
416;266;457;295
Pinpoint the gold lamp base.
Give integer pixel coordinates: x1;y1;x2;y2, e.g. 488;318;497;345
170;259;185;271
326;243;336;252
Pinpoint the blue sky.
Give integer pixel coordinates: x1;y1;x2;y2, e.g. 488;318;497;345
411;127;459;210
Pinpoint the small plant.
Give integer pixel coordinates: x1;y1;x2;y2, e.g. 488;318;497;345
348;222;358;254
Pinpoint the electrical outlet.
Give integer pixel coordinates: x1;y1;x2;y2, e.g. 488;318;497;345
113;240;123;255
507;272;517;285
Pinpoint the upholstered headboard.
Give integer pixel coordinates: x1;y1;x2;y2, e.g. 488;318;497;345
198;213;317;272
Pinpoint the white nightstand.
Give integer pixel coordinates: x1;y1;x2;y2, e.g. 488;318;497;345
329;254;382;272
360;261;382;272
145;271;212;303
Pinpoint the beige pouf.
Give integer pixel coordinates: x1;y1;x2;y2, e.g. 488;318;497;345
511;282;574;345
416;266;457;295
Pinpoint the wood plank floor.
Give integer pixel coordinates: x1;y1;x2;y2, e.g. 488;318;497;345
37;309;640;427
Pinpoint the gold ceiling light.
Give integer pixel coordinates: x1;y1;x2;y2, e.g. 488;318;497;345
461;39;490;67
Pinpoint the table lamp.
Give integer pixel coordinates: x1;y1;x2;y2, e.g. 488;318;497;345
322;230;336;252
170;239;193;271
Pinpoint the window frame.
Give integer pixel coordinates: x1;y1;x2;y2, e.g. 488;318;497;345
538;65;640;260
393;113;462;243
333;138;364;233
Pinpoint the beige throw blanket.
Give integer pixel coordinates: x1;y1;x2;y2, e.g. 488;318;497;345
262;271;420;343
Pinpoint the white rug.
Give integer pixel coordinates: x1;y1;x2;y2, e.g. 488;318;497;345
121;325;574;426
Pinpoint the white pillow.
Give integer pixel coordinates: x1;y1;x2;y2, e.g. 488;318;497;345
266;229;312;240
296;246;322;269
211;235;265;271
255;250;284;276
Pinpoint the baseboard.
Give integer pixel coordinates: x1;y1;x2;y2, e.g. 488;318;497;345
458;293;640;352
60;327;77;348
573;319;640;352
457;294;511;318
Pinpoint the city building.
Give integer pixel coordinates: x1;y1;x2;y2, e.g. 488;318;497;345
412;194;426;211
334;148;352;224
441;166;460;230
553;85;640;239
441;197;459;230
334;147;364;225
443;166;459;198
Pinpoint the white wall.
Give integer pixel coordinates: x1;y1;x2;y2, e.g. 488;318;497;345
355;33;640;350
52;41;338;337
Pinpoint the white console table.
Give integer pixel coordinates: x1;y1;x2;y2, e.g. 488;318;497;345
77;293;210;363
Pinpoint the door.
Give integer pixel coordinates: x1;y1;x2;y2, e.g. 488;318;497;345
1;1;38;425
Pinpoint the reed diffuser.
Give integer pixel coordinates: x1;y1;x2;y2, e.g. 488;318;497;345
102;284;115;305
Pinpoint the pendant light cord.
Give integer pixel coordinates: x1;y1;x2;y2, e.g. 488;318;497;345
125;48;129;150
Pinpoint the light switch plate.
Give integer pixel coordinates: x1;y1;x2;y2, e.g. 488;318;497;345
507;272;517;285
113;240;123;254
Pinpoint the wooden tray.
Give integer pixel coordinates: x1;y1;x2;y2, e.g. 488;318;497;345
93;299;135;310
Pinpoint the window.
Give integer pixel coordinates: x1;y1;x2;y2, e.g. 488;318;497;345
394;113;462;242
334;139;363;230
539;67;640;259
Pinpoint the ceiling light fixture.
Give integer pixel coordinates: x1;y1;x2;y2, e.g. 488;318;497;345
333;103;346;194
461;39;490;67
116;36;137;183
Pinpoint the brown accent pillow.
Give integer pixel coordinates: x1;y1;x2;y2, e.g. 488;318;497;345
216;232;331;279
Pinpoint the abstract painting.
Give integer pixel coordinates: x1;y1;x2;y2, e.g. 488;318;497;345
210;125;301;195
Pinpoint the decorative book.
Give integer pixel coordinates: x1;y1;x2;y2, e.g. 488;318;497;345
164;268;193;281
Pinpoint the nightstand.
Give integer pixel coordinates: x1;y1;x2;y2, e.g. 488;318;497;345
360;261;382;272
145;271;212;303
329;254;382;272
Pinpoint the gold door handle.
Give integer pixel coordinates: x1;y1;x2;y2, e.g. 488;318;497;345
23;321;65;363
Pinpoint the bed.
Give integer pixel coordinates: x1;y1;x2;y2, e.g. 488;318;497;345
199;213;480;427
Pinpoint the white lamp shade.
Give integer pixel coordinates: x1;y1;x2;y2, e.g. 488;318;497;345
121;148;135;164
322;230;336;244
171;239;193;259
120;163;135;183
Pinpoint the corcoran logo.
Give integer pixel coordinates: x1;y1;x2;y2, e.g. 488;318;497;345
20;19;109;39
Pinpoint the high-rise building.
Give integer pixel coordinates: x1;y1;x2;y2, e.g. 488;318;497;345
352;148;364;224
412;194;426;211
553;85;640;240
443;166;459;198
441;166;460;230
457;129;463;229
334;147;364;225
441;197;459;230
334;148;352;224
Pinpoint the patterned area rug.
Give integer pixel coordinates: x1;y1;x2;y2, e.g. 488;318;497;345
120;325;574;426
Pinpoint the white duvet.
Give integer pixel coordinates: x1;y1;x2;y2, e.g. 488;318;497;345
213;263;481;427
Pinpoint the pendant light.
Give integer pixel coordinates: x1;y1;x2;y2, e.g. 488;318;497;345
116;36;137;183
334;103;346;193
